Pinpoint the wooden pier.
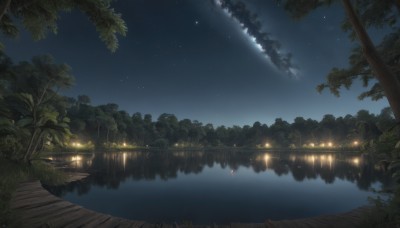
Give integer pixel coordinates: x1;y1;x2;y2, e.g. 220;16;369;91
10;176;369;228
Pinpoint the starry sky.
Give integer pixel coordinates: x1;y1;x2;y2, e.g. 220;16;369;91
2;0;389;126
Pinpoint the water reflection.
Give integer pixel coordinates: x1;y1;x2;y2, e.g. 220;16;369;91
45;151;392;224
48;151;390;194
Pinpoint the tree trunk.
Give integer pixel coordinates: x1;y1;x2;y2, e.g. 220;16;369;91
106;128;109;144
342;0;400;123
0;0;11;22
29;131;45;161
23;129;39;163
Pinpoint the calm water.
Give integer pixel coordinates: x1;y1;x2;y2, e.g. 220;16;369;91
46;151;390;224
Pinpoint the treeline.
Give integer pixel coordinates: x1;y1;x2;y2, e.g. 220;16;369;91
67;96;395;149
0;52;397;163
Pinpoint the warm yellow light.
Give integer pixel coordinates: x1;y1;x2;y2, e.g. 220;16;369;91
321;143;325;147
353;141;359;146
265;143;270;148
123;142;127;147
353;158;359;165
264;154;270;164
71;142;82;147
328;142;333;147
71;155;82;161
310;143;315;147
122;152;127;169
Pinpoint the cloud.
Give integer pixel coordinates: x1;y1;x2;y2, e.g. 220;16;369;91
214;0;298;78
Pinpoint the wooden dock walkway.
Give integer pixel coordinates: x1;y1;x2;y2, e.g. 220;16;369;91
10;178;369;228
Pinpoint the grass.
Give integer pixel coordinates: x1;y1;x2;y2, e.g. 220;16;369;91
358;189;400;228
0;158;67;227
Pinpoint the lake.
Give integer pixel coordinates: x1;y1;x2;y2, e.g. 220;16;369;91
45;150;389;225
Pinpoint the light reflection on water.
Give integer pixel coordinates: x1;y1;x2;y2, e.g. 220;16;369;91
46;151;390;224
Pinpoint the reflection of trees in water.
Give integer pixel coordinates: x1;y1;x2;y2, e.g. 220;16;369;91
46;151;391;197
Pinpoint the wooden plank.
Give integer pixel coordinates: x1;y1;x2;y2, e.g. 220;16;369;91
13;190;50;200
64;211;111;228
19;205;82;225
11;197;63;209
14;181;42;191
11;193;62;207
99;217;125;228
18;202;77;220
43;207;90;227
84;214;114;227
14;186;43;194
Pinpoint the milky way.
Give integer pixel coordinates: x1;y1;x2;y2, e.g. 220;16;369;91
214;0;298;78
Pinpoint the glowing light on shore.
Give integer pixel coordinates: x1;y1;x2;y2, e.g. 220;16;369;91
309;143;315;147
320;143;326;147
265;143;270;148
353;141;359;146
328;142;333;147
353;158;360;166
123;142;127;147
71;155;82;161
71;142;82;148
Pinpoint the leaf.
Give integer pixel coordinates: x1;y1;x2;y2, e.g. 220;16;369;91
17;117;33;128
388;160;400;170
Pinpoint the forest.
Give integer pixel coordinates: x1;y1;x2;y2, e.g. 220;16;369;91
67;99;395;150
0;49;396;160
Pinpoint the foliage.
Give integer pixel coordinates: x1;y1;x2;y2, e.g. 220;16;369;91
317;30;400;101
0;52;73;163
0;0;127;52
64;91;396;149
358;188;400;228
279;0;400;115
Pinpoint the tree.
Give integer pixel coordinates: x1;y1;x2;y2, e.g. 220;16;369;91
280;0;400;123
0;53;74;162
0;0;127;52
77;95;91;105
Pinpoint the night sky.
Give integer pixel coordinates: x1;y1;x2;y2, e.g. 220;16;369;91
2;0;388;126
